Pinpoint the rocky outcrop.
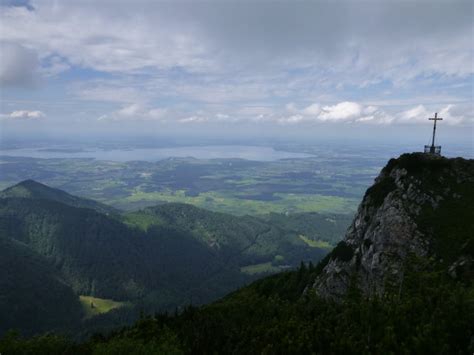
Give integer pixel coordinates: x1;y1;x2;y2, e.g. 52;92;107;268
313;153;474;299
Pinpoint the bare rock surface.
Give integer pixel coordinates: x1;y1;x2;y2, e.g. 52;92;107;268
313;153;474;299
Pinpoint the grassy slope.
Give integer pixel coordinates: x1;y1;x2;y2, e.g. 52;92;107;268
79;296;127;320
240;262;282;275
298;234;332;249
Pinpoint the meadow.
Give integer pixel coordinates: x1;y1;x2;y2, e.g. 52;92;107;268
79;296;127;320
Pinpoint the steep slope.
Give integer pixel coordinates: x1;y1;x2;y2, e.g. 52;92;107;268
0;238;83;336
40;153;471;354
0;196;235;301
125;203;327;267
0;179;117;216
261;211;351;247
7;150;472;352
313;153;474;298
0;180;331;337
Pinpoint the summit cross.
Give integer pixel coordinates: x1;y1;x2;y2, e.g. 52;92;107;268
424;112;443;155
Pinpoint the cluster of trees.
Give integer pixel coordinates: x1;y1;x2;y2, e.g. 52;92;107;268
126;203;332;267
261;212;351;247
1;258;472;354
0;181;335;337
2;155;471;353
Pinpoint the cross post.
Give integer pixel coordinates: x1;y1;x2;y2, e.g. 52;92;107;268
428;112;443;148
425;112;443;155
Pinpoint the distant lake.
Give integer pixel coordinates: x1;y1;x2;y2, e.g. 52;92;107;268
0;145;314;162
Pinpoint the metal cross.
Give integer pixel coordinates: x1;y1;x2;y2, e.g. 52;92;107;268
428;112;443;148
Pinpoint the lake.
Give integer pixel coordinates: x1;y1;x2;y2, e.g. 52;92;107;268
0;145;314;162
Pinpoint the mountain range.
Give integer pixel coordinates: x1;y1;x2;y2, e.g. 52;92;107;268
0;179;334;336
1;153;472;354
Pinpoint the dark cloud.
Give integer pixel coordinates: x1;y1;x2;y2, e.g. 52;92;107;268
4;0;471;78
0;42;39;88
0;0;33;10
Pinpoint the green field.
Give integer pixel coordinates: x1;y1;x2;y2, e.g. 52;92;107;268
120;189;357;216
0;146;383;216
79;296;127;319
240;262;283;275
299;235;333;249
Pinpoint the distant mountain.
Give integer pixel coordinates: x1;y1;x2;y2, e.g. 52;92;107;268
47;153;472;354
0;179;117;216
0;180;329;337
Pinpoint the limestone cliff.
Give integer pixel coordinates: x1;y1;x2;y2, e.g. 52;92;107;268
313;153;474;299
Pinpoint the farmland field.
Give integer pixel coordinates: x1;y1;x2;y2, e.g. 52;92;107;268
0;143;392;216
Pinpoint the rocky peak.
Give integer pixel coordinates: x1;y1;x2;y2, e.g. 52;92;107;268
313;153;474;299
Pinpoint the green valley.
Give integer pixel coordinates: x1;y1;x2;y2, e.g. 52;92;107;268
0;179;347;337
2;154;472;354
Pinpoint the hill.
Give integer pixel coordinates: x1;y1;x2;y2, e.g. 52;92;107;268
125;203;328;267
9;153;471;353
0;180;330;337
0;238;83;336
0;179;117;216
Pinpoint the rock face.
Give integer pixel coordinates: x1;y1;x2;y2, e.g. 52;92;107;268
313;153;474;299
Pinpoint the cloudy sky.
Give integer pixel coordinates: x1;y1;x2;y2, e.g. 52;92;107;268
0;0;473;144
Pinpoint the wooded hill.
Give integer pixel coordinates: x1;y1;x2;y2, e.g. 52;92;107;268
2;154;471;354
0;180;341;337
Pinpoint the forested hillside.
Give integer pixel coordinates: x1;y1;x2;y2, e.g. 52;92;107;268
0;179;117;215
0;238;82;336
125;203;329;267
3;154;470;354
0;180;333;337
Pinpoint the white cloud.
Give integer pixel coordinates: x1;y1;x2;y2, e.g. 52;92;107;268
319;102;362;121
98;104;167;122
1;110;45;120
434;104;473;126
1;1;471;83
279;114;305;124
95;100;472;128
302;103;321;116
275;101;471;126
116;104;142;117
392;104;472;126
398;105;429;124
281;101;372;124
215;113;229;120
0;4;213;74
179;115;209;124
1;1;471;136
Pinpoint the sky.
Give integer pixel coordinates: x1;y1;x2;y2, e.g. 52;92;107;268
0;0;473;146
